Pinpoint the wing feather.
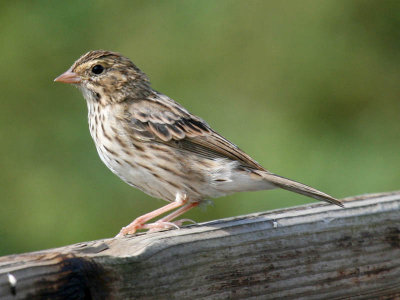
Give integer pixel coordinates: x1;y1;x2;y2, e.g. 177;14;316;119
122;95;265;170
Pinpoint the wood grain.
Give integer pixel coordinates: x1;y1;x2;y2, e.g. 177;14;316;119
1;191;400;299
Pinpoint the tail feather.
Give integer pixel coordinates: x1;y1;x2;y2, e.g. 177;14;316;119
260;172;344;207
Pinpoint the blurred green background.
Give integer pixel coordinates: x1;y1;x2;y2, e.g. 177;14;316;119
1;1;399;255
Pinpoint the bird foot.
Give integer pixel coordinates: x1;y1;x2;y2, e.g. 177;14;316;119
116;218;197;237
144;219;197;232
144;221;180;232
172;218;197;226
116;221;143;237
115;192;194;237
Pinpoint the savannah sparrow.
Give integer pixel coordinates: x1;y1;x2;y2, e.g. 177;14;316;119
54;50;343;236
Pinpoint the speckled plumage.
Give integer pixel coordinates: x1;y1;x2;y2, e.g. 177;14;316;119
55;50;342;235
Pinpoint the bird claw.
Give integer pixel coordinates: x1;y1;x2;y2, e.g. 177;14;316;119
115;193;199;237
144;221;180;232
144;219;197;232
172;218;197;226
116;218;198;237
115;225;138;237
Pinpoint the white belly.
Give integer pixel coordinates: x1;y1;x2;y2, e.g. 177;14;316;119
87;102;274;203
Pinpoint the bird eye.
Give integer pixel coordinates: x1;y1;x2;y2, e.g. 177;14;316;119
91;65;104;74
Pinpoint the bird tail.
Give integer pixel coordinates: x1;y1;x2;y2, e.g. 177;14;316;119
260;171;343;207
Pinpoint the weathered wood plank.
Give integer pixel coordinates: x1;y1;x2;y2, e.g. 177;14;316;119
1;191;400;299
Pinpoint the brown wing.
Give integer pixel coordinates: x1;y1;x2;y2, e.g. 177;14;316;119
122;96;265;170
185;132;265;170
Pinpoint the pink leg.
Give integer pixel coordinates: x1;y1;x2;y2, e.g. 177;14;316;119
142;202;199;232
116;193;188;237
159;202;199;223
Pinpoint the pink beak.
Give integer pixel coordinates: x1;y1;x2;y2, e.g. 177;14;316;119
54;69;81;84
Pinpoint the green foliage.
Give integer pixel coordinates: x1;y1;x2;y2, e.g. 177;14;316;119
1;0;399;255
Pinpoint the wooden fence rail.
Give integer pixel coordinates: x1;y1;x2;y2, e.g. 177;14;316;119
1;191;400;299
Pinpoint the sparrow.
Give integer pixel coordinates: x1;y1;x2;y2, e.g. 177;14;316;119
54;50;343;236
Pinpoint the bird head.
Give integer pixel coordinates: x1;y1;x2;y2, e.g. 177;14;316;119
54;50;151;104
